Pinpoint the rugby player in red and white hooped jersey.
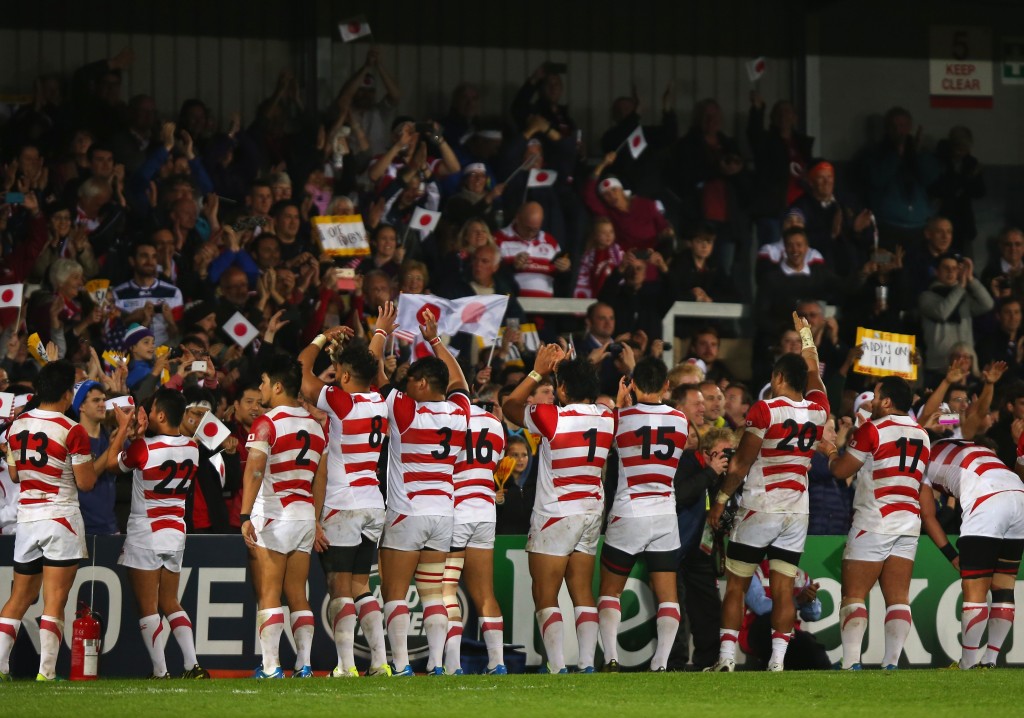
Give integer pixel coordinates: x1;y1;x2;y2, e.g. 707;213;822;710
116;388;209;679
0;361;131;682
598;357;688;673
816;375;932;671
298;312;395;679
921;432;1024;669
241;356;327;679
376;307;471;677
502;345;615;674
707;312;832;673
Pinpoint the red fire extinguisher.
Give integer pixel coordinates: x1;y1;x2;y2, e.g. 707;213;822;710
70;602;102;681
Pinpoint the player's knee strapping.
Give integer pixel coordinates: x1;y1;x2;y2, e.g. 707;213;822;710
724;558;757;577
443;557;465;623
768;558;799;578
415;562;446;601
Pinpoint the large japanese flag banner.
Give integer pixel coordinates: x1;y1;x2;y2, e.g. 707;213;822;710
452;295;509;341
395;294;455;342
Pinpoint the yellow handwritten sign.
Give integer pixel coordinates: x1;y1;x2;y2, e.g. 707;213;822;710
854;327;918;381
313;215;370;257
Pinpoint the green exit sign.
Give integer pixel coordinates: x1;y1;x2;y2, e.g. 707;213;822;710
1003;38;1024;85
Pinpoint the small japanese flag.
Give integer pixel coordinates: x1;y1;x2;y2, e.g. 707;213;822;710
195;411;230;451
339;19;372;42
0;392;14;420
626;125;647;159
746;56;767;83
13;394;33;410
528;168;558;187
105;396;135;411
225;312;259;348
209;452;227;488
0;284;22;309
410;207;441;236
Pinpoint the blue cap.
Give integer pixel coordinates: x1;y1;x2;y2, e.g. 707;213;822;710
71;380;102;416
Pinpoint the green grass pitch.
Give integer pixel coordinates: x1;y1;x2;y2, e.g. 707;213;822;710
2;671;1020;717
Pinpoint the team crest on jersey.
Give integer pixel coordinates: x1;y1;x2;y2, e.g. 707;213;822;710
247;433;255;442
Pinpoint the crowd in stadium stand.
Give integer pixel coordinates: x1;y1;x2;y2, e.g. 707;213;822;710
0;47;1021;673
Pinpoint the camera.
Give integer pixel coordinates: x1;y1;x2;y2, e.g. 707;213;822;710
415;121;436;136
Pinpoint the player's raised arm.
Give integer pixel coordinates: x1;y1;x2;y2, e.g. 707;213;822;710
707;429;762;530
93;405;134;475
299;325;353;401
421;308;468;394
793;311;826;397
502;344;565;427
369;301;397;360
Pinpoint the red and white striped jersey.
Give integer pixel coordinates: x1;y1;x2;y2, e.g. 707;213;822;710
384;389;470;517
495;223;561;298
8;409;92;522
845;414;930;535
453;405;506;524
612;403;688;517
741;389;830;514
317;386;388;514
524;403;615;517
247;405;327;521
119;434;199;551
925;440;1024;517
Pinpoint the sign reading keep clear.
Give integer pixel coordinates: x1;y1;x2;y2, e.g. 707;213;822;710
313;214;370;257
854;327;918;380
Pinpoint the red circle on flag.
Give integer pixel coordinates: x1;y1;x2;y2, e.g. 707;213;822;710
233;323;248;337
348;22;361;33
632;136;641;147
203;423;219;437
535;172;549;182
128;397;135;405
0;289;12;303
416;303;442;326
0;397;4;408
418;215;432;226
461;302;486;324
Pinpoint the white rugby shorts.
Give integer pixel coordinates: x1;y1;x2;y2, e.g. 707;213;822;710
14;514;87;564
729;509;809;555
843;527;918;563
961;490;1024;540
118;542;184;572
321;507;385;547
451;521;496;551
604;513;680;555
380;510;453;553
252;515;315;554
526;512;602;556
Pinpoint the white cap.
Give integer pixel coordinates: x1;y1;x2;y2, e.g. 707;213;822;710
598;177;623;194
464;163;487;175
853;391;873;426
475;129;503;140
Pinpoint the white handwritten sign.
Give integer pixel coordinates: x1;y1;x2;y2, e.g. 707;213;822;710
854;327;918;380
313;215;370;257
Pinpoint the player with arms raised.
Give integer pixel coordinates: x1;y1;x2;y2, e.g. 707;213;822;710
817;375;932;670
117;388;208;679
377;308;470;677
241;356;327;679
598;356;688;672
298;306;395;678
0;361;130;681
502;346;614;674
707;312;831;672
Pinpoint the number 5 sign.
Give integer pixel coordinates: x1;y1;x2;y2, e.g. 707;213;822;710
929;26;994;108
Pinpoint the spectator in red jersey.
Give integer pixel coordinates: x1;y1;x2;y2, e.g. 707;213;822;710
583;152;673;255
496;202;569;298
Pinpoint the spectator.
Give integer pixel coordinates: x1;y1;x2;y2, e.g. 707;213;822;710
398;260;430;295
686;326;732;385
930;125;985;254
918;253;994;378
123;322;165;398
355;224;403;281
441;162;504;230
583;153;673;254
113;236;184;347
574;217;624;299
598;251;673;341
788;160;871;276
107;94;157;174
599;84;679;198
494;434;532;535
495;202;568;298
990;381;1024;468
671;224;737;304
332;48;401;156
72;380;120;535
671;383;706;450
723;382;752;430
904;216;955;298
697;379;727;436
510;63;576;179
441;83;480;148
980;227;1024;302
976;298;1024;376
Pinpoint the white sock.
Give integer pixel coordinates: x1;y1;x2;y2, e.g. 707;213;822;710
291;610;315;670
39;616;65;680
138;614;167;677
770;630;793;667
384;600;411;669
719;628;739;662
480;616;504;669
167;611;198;669
422;599;448;670
574;607;599;670
960;602;989;669
882;604;912;667
839;603;868;668
597;596;620;663
444;620;463;674
0;618;21;674
328;598;356;671
356;595;387;668
983;603;1015;665
257;607;285;672
652;603;681;670
536;608;565;672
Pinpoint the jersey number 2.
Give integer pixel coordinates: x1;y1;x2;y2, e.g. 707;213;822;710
776;419;817;452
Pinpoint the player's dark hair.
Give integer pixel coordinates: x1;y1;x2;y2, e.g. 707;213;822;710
264;354;303;398
772;353;808;394
182;385;216;409
151;388;187;426
34;360;76;404
554;356;600;404
334;341;378;384
632;356;668;394
406;356;449;394
877;376;913;413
